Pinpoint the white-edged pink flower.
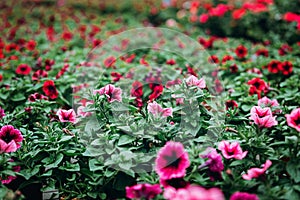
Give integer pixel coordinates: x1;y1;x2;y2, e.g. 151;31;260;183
93;84;122;102
155;141;190;180
242;160;272;180
147;101;173;118
57;109;77;123
185;75;206;89
285;108;300;132
0;125;23;153
249;106;277;128
218;141;248;160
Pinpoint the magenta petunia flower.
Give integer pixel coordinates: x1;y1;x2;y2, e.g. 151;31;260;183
185;75;206;89
126;183;162;199
0;107;5;119
0;125;23;153
147;101;173;118
218;141;248;160
1;165;21;184
242;160;272;180
155;141;190;180
164;185;225;200
56;109;77;123
93;84;122;103
230;192;259;200
200;148;224;173
285;108;300;132
249;106;277;128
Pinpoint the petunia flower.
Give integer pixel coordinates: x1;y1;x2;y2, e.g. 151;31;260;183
93;84;122;103
0;125;23;153
16;63;31;75
185;75;206;89
285;108;300;132
230;192;259;200
0;107;5;119
258;96;281;114
155;141;190;180
242;160;272;180
56;109;77;124
249;106;277;128
218;141;248;160
147;101;172;118
43;80;59;99
235;45;247;58
164;185;224;200
200;148;224;173
125;183;162;200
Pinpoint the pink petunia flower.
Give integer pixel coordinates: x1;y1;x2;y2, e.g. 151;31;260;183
258;96;281;113
242;160;272;180
56;109;77;123
164;185;225;200
147;101;173;118
93;84;122;102
1;165;21;184
249;106;277;128
218;141;248;160
200;148;224;173
185;75;206;89
230;192;259;200
126;183;162;199
155;141;190;180
77;102;93;118
0;107;5;119
285;108;300;132
0;125;23;153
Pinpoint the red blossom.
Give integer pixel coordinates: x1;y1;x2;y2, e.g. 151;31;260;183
43;80;59;99
16;64;31;75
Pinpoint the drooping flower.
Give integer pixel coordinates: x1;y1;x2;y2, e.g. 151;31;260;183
185;75;206;89
235;45;248;59
218;141;248;160
164;185;225;200
16;63;31;75
230;192;259;200
249;106;277;128
56;109;77;123
200;148;224;173
126;183;162;200
43;80;59;99
147;101;172;118
0;107;5;119
242;160;272;180
93;84;122;103
285;108;300;132
149;84;164;101
155;141;190;180
0;125;23;153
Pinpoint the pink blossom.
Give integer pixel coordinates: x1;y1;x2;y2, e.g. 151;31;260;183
218;141;248;160
126;183;162;199
93;84;122;102
155;141;190;180
185;75;206;89
200;148;224;172
164;185;225;200
56;109;77;123
285;108;300;132
77;102;93;118
1;165;20;184
258;96;281;113
242;160;272;180
0;125;23;153
230;192;259;200
249;106;277;128
147;101;173;118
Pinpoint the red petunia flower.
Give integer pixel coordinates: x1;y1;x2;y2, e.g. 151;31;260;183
278;44;292;56
225;100;238;110
267;60;281;74
16;64;31;75
247;78;269;99
235;45;248;59
232;8;246;20
149;84;163;101
199;13;209;23
62;31;73;41
126;183;162;199
0;125;23;153
256;48;269;57
32;70;48;81
155;141;190;180
43;80;59;99
279;61;293;75
104;56;116;68
208;55;219;64
26;39;37;51
221;55;234;63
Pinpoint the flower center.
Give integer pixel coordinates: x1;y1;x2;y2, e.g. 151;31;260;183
163;151;181;169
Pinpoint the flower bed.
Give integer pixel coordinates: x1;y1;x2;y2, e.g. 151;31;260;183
0;0;300;199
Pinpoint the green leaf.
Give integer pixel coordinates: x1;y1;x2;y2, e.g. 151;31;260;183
118;135;135;146
59;162;80;172
287;161;300;183
45;153;64;169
